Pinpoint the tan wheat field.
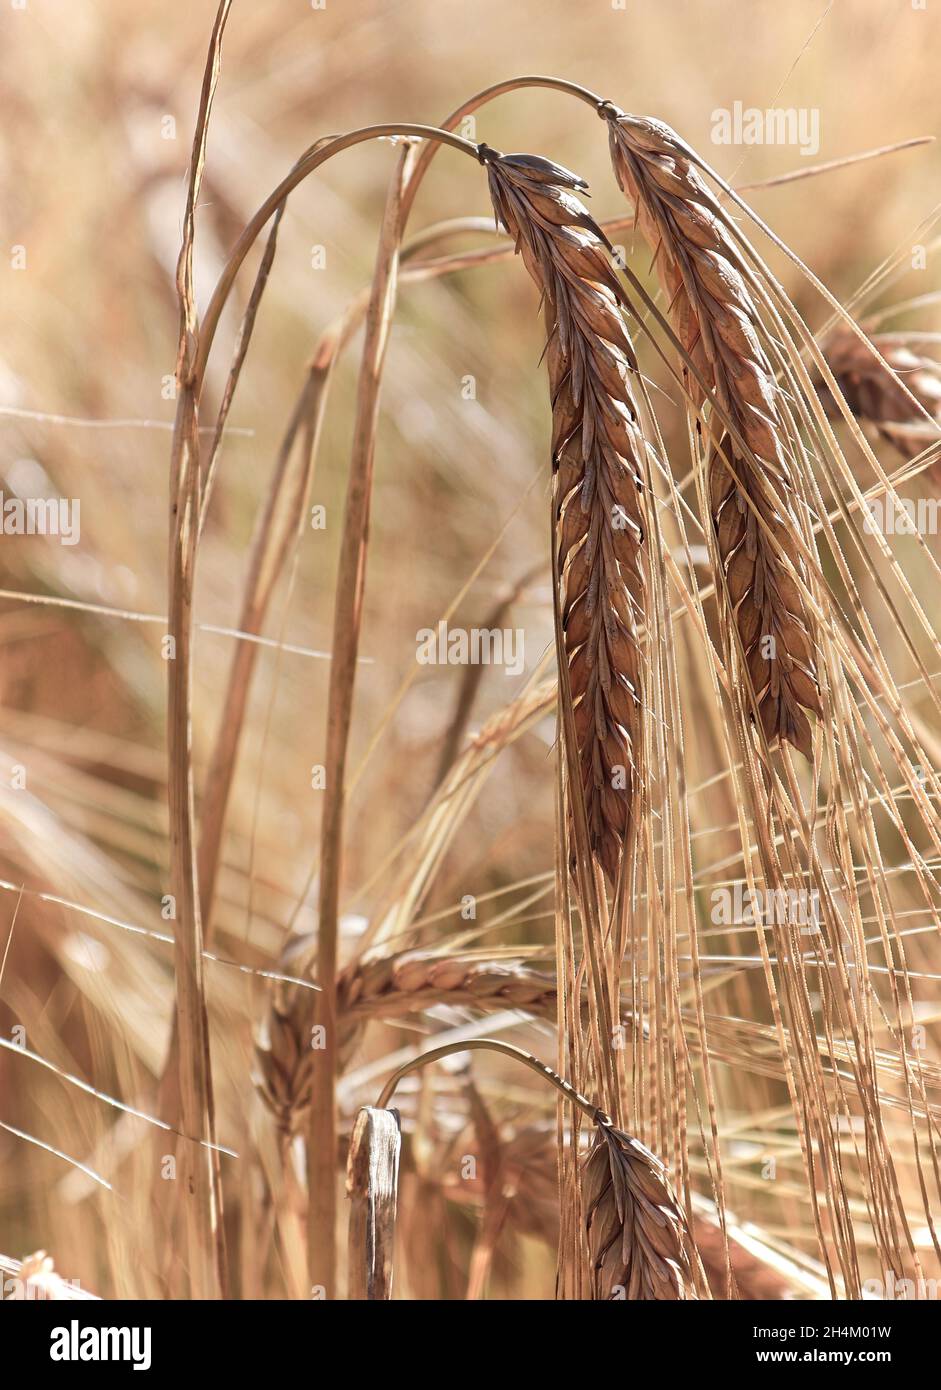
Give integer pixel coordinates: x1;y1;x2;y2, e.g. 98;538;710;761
2;0;941;1306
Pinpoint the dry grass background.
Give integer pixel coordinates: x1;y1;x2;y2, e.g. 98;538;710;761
3;0;941;1300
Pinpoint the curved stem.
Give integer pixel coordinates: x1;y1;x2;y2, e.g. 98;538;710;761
197;80;611;390
195;123;487;387
399;75;605;226
309;144;413;1301
375;1038;606;1126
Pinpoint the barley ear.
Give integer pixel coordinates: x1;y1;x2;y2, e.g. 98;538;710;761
484;147;649;883
604;110;823;757
819;327;941;467
253;986;315;1137
584;1118;703;1300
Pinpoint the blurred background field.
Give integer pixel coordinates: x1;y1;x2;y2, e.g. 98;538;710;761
2;0;940;1299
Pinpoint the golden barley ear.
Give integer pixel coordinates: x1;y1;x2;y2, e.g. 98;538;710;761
255;945;641;1135
605;111;823;757
584;1118;703;1300
485;148;650;883
819;326;941;465
253;983;315;1137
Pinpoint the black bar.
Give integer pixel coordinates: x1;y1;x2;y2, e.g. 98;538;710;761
7;1296;936;1375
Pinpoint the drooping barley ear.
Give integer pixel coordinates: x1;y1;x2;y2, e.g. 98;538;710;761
818;327;941;469
484;146;648;882
253;985;317;1137
341;948;561;1020
254;948;639;1134
583;1117;702;1300
605;110;823;756
255;955;562;1136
